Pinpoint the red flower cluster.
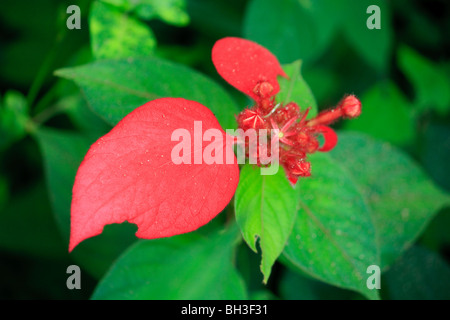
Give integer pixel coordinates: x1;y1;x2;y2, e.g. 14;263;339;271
237;92;361;184
213;37;362;185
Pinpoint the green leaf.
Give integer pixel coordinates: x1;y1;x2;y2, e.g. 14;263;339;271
63;94;112;136
135;0;189;26
343;81;415;146
279;269;358;300
249;290;278;300
383;246;450;300
55;57;239;130
244;0;319;64
0;90;29;150
283;133;450;299
90;1;156;60
92;226;247;299
0;181;67;259
421;124;450;191
398;45;450;115
34;128;137;278
236;243;268;293
282;152;379;300
277;60;318;118
299;0;343;48
342;0;393;73
235;165;298;283
330;132;450;268
420;208;450;252
244;0;345;64
101;0;190;26
34;129;91;236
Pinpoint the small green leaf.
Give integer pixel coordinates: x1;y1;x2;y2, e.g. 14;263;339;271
34;128;137;278
330;132;450;268
277;60;318;118
343;81;415;146
235;165;298;283
90;1;156;60
282;152;379;300
55;57;239;130
0;90;29;150
92;226;247;299
398;45;450;115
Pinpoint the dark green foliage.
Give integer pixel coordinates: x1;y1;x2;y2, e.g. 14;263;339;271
1;0;449;300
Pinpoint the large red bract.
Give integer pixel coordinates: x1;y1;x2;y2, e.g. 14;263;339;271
69;98;239;252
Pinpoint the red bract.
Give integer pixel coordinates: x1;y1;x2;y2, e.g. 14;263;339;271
69;98;239;251
212;37;286;104
212;37;362;185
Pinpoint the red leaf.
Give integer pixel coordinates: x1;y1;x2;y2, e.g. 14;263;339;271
212;37;286;101
69;98;239;252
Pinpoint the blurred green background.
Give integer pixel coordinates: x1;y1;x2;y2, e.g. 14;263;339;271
0;0;449;299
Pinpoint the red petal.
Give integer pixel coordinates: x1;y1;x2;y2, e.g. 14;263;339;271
288;176;299;186
316;125;338;152
212;37;286;101
69;98;239;252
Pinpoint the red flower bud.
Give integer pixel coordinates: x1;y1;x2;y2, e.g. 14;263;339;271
282;156;311;184
253;81;274;99
293;161;311;177
339;95;362;118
